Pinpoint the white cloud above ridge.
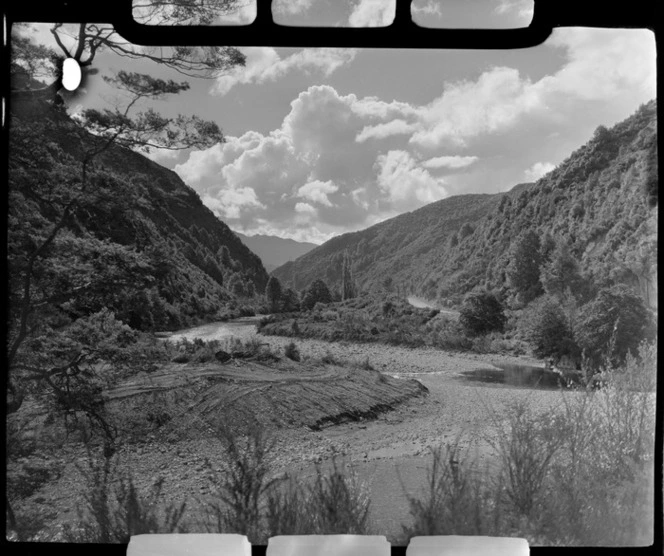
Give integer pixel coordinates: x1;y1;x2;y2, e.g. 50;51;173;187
177;28;655;242
376;150;448;208
525;161;555;181
212;47;357;95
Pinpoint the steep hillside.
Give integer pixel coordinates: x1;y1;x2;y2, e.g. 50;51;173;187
273;192;507;293
274;101;657;308
8;96;270;331
235;232;318;272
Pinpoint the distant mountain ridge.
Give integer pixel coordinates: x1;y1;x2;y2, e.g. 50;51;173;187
273;101;657;308
235;232;318;272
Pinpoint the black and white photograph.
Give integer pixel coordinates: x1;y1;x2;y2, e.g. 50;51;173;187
6;0;658;549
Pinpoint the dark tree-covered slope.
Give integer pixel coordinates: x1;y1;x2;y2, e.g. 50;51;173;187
8;96;270;330
273;101;657;308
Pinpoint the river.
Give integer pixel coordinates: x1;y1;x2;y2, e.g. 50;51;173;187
154;315;558;543
159;316;261;343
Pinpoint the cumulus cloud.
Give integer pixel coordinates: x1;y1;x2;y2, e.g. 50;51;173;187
213;47;357;95
356;120;417;142
376;150;447;209
538;28;656;102
175;28;655;242
422;155;479;170
176;84;450;241
410;66;541;150
348;0;395;27
202;189;264;220
524;162;555;181
409;28;655;151
272;0;314;16
297;180;339;206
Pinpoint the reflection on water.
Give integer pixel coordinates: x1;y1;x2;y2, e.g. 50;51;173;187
460;363;561;389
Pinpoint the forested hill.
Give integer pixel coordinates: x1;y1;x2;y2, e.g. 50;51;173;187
273;101;657;308
8;96;270;331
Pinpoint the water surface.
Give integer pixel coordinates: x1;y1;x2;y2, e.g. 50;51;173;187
460;363;561;390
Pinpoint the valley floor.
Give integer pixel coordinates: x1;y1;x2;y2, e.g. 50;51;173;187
16;329;572;544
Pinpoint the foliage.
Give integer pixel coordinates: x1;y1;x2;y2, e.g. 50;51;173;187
489;400;564;516
301;279;333;311
402;443;496;538
505;231;544;304
204;423;278;542
281;288;301;312
458;290;506;337
64;449;187;542
265;276;283;313
284;342;301;362
540;241;586;301
519;296;580;361
307;458;372;534
11;6;246;102
575;284;652;369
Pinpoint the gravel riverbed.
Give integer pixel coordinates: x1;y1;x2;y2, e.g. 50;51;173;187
19;326;572;543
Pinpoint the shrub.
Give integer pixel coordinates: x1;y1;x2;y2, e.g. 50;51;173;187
64;449;187;542
505;231;544;304
307;457;371;534
575;284;652;370
321;352;341;365
301;280;332;311
204;423;277;543
488;400;564;516
459;290;506;337
519;295;580;361
265;276;283;313
402;444;496;539
284;342;301;362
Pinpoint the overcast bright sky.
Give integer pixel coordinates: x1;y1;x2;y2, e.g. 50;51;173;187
19;1;656;244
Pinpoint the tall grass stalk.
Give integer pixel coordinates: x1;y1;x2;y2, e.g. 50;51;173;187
65;448;187;542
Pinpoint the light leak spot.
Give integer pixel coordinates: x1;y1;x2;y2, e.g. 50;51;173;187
62;58;82;91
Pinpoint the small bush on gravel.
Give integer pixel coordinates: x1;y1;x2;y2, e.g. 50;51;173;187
321;352;342;365
357;357;374;371
284;342;301;362
459;290;506;337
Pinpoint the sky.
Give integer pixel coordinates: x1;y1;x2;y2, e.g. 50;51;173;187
16;1;656;244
